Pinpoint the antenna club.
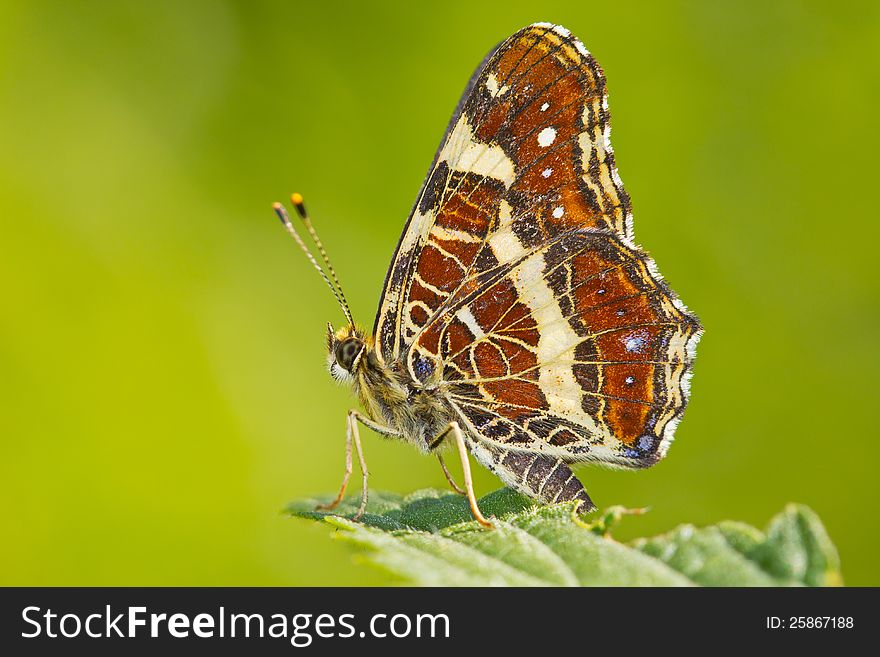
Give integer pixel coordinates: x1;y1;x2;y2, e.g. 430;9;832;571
272;202;288;224
291;192;307;219
273;191;353;325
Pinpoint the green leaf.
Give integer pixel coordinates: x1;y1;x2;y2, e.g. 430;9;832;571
287;489;842;587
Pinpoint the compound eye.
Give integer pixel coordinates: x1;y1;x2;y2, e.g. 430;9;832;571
335;338;362;371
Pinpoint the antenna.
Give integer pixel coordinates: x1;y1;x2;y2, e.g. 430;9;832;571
289;193;353;320
273;199;354;325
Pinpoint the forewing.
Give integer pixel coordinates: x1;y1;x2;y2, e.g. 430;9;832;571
373;23;631;364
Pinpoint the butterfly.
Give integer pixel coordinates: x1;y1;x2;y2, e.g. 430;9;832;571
274;22;702;527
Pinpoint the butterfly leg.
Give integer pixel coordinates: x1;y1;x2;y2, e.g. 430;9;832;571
348;411;370;520
315;420;353;512
465;439;596;514
431;422;493;528
318;410;397;521
435;453;467;495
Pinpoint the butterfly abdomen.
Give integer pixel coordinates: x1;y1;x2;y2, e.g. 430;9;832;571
466;439;596;512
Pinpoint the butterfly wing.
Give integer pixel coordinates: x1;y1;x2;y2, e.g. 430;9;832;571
374;23;701;474
373;22;632;364
427;229;701;468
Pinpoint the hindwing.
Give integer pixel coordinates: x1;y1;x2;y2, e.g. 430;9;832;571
424;230;700;466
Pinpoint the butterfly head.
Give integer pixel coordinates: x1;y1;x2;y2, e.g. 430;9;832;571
326;323;369;383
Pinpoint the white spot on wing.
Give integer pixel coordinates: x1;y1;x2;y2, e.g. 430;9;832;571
496;199;514;229
438;114;515;186
487;229;523;262
455;306;485;339
624;331;648;354
486;201;521;261
485;73;499;96
542;168;552;178
485;72;509;98
552;206;564;218
430;224;482;243
540;102;550;112
537;127;557;147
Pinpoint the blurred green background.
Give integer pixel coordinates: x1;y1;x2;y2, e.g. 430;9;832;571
2;0;878;586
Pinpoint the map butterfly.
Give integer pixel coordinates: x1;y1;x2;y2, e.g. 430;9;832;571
274;23;702;526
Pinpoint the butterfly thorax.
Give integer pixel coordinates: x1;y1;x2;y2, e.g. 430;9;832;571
327;323;454;450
